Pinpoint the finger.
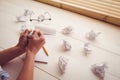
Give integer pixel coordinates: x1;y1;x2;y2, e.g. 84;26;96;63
31;33;40;40
40;35;45;42
37;30;42;37
32;30;37;35
31;30;41;39
24;29;31;35
23;29;28;33
20;30;25;37
28;29;32;34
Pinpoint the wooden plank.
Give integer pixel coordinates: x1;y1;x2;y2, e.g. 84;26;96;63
62;0;120;17
35;0;120;26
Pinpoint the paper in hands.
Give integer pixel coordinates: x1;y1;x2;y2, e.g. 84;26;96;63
28;30;48;63
20;29;48;64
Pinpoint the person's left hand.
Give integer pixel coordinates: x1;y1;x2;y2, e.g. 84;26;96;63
16;29;31;51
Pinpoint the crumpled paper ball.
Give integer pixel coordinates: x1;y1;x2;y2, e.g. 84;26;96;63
16;16;26;22
62;26;73;35
58;56;69;73
16;9;34;22
86;30;101;41
63;40;72;51
91;63;108;79
84;43;92;54
24;9;34;17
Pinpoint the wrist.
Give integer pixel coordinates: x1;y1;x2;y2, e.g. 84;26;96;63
15;44;25;52
15;45;25;52
26;47;39;55
26;49;36;58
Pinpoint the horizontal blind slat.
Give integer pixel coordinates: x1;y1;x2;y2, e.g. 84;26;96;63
61;0;120;17
35;0;120;26
88;0;120;10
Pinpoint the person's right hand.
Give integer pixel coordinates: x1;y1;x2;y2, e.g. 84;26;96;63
26;30;45;56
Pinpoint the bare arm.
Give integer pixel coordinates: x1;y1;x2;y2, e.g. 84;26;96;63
0;29;30;66
0;46;24;66
17;30;45;80
16;50;35;80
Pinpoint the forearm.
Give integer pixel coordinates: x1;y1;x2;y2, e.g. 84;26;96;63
17;51;35;80
0;46;25;65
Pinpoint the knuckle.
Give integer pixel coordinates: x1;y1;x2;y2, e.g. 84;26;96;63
40;37;45;41
26;29;29;31
40;37;45;42
22;34;26;37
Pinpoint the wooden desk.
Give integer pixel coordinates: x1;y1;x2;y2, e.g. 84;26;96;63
0;0;120;80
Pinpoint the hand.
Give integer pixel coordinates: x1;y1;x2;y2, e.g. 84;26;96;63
16;29;31;51
27;30;45;56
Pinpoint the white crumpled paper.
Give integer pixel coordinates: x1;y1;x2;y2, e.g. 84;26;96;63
16;9;34;22
63;40;72;51
91;63;108;79
24;9;34;17
62;26;73;35
86;30;101;41
16;16;26;22
58;56;69;73
84;43;92;54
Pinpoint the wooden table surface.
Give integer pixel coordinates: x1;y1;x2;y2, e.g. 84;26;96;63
0;0;120;80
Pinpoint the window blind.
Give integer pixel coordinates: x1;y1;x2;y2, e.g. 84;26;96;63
35;0;120;26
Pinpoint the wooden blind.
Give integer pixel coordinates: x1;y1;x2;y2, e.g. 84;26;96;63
35;0;120;26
